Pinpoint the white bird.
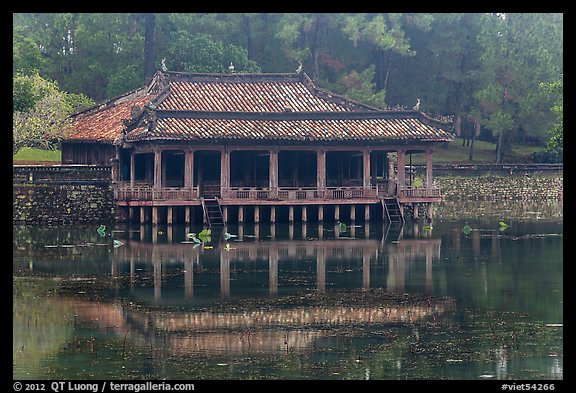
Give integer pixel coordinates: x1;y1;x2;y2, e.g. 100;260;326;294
161;58;168;72
228;62;235;73
413;98;421;111
296;60;303;73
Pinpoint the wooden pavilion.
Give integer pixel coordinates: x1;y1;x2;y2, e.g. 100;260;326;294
63;70;454;225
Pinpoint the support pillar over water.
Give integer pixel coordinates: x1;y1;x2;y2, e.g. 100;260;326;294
152;206;159;226
238;206;244;223
254;206;260;223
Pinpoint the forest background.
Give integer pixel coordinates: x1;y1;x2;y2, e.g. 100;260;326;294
13;13;563;164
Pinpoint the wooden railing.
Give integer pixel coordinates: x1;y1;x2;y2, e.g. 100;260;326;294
114;184;199;201
114;183;441;202
398;186;441;198
222;186;379;200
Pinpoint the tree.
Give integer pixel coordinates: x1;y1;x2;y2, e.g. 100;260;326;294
475;13;563;163
144;13;156;81
540;77;563;154
160;32;260;73
13;73;94;155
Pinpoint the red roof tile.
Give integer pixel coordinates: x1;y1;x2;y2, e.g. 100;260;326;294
158;76;361;112
68;92;154;142
125;115;453;143
66;71;453;145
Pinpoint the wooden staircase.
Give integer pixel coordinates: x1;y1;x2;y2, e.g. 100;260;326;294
382;197;405;224
202;198;224;227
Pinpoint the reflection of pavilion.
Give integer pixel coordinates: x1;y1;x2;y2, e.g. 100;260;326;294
111;222;441;301
62;289;452;356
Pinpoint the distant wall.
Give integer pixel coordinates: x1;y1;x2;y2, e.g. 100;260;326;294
13;165;117;225
435;174;563;201
411;164;563;201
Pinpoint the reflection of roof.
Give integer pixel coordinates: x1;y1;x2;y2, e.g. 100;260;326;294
63;294;454;356
67;71;454;144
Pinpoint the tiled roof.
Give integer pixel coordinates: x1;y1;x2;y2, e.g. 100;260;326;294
156;72;370;112
125;114;454;143
67;92;154;142
67;71;453;145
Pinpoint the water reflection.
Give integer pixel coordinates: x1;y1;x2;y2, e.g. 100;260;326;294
13;210;563;380
46;222;442;303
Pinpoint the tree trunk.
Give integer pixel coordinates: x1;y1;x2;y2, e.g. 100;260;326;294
144;13;156;81
468;117;480;161
495;131;505;164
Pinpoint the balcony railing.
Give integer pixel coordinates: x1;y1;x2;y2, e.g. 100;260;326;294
113;183;441;202
114;184;199;201
222;186;378;200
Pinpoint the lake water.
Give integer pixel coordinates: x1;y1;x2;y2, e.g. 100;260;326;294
13;201;563;381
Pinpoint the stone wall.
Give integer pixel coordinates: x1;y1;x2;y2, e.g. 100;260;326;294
13;165;117;225
435;174;563;201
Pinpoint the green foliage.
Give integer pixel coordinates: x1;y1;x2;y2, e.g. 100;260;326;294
338;65;386;108
12;73;77;155
540;77;563;154
12;12;563;158
162;32;260;73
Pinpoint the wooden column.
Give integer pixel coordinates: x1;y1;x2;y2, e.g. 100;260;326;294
288;206;294;223
130;151;136;188
222;206;228;224
167;206;173;225
140;207;146;224
111;148;120;182
334;205;340;222
350;205;356;221
397;149;406;195
388;157;395;195
270;206;276;223
370;151;377;186
363;148;371;188
152;206;159;226
269;150;278;196
154;148;162;189
317;149;326;189
185;206;191;225
365;205;370;221
254;206;260;223
220;148;230;192
238;206;244;223
302;206;307;222
426;148;433;187
184;147;194;190
318;205;324;222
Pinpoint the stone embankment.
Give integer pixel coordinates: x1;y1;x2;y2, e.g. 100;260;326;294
13;164;563;225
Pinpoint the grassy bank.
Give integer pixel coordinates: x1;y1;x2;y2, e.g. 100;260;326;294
13;147;61;164
13;138;545;165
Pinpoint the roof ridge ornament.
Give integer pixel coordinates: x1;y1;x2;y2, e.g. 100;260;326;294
296;60;303;74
